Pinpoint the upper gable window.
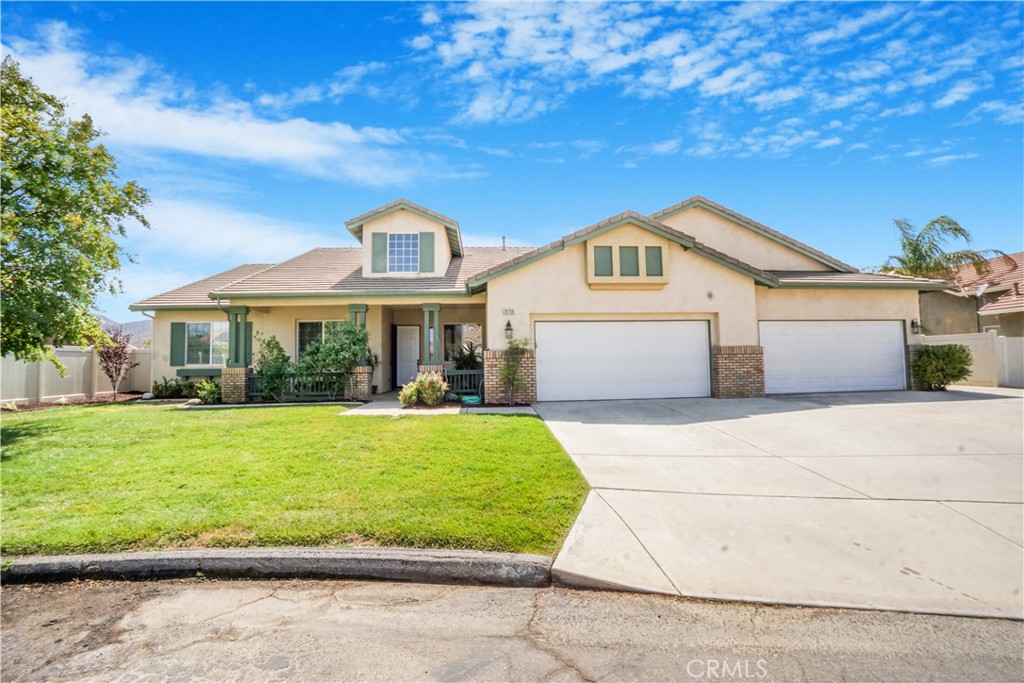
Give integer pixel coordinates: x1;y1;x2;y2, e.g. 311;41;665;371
388;233;419;273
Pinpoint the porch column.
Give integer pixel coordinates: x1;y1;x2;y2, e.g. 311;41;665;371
348;303;368;328
226;306;249;368
422;303;442;365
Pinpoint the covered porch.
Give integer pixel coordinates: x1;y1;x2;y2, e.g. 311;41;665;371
222;299;487;401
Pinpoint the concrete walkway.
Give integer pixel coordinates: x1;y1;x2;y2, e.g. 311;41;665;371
539;387;1024;618
344;391;537;416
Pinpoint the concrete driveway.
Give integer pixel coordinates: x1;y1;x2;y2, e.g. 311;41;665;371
538;388;1024;619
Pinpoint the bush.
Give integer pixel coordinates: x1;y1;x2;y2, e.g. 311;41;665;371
911;344;973;391
195;379;221;404
151;377;198;399
398;372;450;407
398;381;420;407
252;333;293;402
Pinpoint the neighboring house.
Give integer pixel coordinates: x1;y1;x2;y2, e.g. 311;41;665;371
130;197;946;403
919;252;1024;337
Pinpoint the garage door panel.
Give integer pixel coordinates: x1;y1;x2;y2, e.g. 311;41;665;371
761;321;906;394
536;321;710;401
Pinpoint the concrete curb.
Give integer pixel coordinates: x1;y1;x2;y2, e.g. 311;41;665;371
0;548;552;588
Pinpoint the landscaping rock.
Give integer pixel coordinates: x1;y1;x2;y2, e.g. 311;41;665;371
142;392;155;400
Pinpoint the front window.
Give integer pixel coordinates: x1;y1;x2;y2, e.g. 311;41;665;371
388;233;419;272
186;322;229;365
297;320;345;357
444;323;483;362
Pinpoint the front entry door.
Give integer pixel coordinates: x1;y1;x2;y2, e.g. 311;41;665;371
396;325;420;387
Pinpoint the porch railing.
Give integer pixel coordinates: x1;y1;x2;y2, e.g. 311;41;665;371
446;369;483;396
247;372;350;401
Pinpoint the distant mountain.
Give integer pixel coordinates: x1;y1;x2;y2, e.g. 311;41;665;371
98;316;152;348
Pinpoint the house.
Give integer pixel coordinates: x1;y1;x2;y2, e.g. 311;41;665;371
919;252;1024;337
130;197;947;403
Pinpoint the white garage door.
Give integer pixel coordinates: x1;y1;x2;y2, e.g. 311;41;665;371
535;321;710;401
760;321;906;394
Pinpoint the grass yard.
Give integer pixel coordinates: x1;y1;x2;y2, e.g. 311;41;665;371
1;404;588;556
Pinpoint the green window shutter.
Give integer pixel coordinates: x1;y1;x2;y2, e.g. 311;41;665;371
243;322;253;366
170;322;186;367
645;246;663;276
620;246;639;276
371;233;387;273
594;246;613;276
419;232;434;273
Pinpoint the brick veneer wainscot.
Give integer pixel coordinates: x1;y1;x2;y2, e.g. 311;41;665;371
906;345;926;391
221;366;248;404
483;349;537;405
712;346;765;398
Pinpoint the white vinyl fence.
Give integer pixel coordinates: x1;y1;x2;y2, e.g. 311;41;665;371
921;332;1024;389
1;346;152;404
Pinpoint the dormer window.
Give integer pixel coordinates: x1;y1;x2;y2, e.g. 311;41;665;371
388;233;419;273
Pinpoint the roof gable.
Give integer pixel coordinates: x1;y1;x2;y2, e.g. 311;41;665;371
951;251;1023;294
345;199;464;257
651;195;856;273
466;210;779;292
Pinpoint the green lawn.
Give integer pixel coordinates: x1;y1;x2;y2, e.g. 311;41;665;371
1;404;588;556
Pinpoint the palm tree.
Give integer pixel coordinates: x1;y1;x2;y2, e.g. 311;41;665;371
879;216;1006;282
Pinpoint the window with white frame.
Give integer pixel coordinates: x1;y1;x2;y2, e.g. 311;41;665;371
297;320;345;358
186;322;229;365
388;233;419;272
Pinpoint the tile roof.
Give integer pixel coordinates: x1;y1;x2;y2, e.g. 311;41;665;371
651;195;858;273
467;210;780;289
210;246;534;297
129;264;274;310
771;271;949;289
950;251;1023;294
978;284;1024;314
345;198;464;257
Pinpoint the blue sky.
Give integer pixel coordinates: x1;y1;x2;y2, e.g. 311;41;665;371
3;1;1022;321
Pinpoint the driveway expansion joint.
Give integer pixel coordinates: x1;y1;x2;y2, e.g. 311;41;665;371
0;547;552;588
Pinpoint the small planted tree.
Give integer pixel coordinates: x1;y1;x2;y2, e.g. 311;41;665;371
252;333;293;402
296;321;370;399
911;344;973;391
96;330;139;397
499;337;530;405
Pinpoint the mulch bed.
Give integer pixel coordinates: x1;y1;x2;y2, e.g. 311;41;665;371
2;392;142;413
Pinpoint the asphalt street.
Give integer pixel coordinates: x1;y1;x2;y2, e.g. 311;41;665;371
2;579;1021;682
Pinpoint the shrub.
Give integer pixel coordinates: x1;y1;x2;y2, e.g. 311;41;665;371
151;377;198;399
252;333;293;402
398;372;450;407
499;338;530;405
911;344;973;391
419;372;448;406
96;330;139;396
398;380;420;407
195;379;221;404
453;341;482;370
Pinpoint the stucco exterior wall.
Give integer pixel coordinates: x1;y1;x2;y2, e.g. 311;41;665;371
755;288;920;338
150;309;231;385
919;291;979;335
659;206;832;272
484;236;759;349
983;311;1023;337
360;210;452;277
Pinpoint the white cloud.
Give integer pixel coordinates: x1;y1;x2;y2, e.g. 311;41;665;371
617;138;682;157
748;86;804;110
925;152;979;166
934;79;985;108
815;137;842;149
963;100;1024;125
880;101;926;118
805;5;902;46
3;23;449;187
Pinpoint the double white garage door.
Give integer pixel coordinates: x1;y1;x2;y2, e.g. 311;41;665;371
534;320;906;401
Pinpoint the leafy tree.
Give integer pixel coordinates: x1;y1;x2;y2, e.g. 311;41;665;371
1;56;149;372
879;216;1005;280
96;329;138;397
